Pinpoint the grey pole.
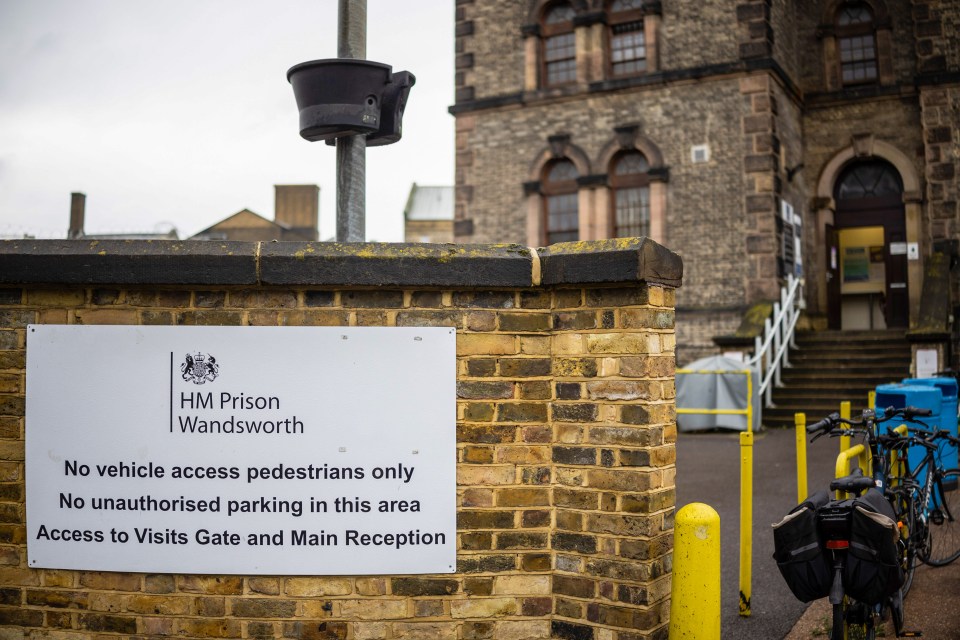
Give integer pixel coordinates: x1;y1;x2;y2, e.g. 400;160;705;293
336;0;367;242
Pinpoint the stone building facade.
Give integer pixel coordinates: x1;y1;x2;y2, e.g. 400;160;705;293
451;0;960;364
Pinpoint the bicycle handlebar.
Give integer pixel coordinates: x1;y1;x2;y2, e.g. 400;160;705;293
876;405;933;421
806;412;839;434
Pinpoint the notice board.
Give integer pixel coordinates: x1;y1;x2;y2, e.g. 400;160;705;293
26;325;456;575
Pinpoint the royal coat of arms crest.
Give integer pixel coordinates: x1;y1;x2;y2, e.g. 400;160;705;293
181;353;219;384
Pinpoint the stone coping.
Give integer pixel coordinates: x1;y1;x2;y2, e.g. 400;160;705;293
0;238;682;288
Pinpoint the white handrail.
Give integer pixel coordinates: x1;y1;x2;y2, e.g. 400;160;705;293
748;275;803;408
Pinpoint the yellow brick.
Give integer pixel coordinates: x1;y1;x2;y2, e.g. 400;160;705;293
0;441;24;461
356;577;387;596
552;334;583;355
125;594;191;615
662;334;676;353
0;567;39;586
662;466;677;489
555;468;585;486
457;465;515;485
284;577;353;596
25;290;85;307
648;286;664;306
38;309;68;324
42;570;76;588
457;334;517;356
586;333;647;354
0;375;20;394
0;547;20;566
392;622;453;639
493;575;550;595
354;622;388;640
520;336;551;355
599;357;620;377
556;425;582;443
247;577;280;595
450;597;518;618
494;621;553;640
74;309;138;325
495;445;550;464
88;591;126;611
340;598;408;620
588;469;658;492
646;334;663;354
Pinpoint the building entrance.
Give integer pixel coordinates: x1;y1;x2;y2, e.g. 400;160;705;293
826;160;908;330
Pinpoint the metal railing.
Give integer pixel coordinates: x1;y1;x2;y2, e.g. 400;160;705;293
748;274;803;408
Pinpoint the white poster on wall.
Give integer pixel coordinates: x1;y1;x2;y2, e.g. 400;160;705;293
26;325;456;575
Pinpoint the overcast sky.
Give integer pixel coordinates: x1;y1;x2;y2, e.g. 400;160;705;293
0;0;454;241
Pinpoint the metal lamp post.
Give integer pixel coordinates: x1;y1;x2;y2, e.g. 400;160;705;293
287;0;415;243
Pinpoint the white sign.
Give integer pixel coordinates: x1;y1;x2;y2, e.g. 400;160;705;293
26;325;456;575
916;348;939;379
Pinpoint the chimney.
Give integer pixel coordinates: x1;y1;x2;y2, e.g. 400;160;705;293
274;185;319;241
68;192;86;239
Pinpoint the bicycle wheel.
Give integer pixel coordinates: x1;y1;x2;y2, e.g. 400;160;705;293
889;490;920;597
925;469;960;566
831;602;845;640
832;599;875;640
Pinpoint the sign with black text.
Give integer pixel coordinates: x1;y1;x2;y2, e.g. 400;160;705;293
26;325;456;574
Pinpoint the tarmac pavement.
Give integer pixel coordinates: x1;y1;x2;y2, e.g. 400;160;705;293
675;427;850;640
675;427;960;639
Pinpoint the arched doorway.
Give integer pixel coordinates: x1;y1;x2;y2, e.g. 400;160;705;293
825;159;908;329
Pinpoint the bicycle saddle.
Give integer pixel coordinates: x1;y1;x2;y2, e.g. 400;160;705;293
829;469;877;494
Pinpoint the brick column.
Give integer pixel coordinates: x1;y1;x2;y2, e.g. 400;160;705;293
0;238;682;640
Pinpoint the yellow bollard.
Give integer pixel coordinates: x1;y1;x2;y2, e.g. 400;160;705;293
795;412;807;503
669;503;721;639
739;430;753;617
839;401;852;474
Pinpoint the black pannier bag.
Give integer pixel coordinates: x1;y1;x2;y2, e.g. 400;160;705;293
772;490;832;602
843;488;903;605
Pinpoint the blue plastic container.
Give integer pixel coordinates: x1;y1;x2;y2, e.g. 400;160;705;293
901;377;959;471
874;383;942;474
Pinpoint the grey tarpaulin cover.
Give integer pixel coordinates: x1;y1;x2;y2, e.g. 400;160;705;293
677;355;761;431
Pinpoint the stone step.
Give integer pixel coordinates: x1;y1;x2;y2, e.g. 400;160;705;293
763;329;912;429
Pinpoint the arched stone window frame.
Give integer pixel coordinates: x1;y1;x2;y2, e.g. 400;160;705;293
603;0;660;78
524;0;579;89
524;135;593;246
812;137;922;322
593;126;668;244
818;0;894;91
609;150;652;237
523;0;602;90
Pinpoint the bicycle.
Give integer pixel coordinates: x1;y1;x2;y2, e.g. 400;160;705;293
774;407;931;639
879;415;960;569
813;409;921;638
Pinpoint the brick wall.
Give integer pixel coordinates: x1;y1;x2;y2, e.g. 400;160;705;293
0;238;681;640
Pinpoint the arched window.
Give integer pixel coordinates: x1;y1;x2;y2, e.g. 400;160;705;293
541;2;577;86
608;0;646;77
542;159;579;243
610;151;650;237
836;3;878;85
834;160;902;201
